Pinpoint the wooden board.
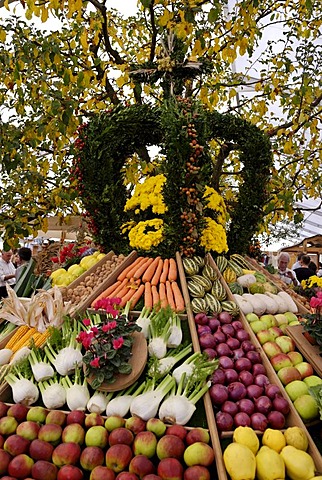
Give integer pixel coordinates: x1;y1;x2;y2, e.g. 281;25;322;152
286;324;322;378
86;331;148;392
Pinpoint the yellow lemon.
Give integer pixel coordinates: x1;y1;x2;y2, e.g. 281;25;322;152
233;426;259;455
262;428;286;452
68;264;85;277
97;253;106;261
284;426;309;451
50;268;66;279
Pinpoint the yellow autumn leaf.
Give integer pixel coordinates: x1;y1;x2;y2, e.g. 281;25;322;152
0;28;6;42
41;7;48;23
283;139;294;154
79;30;88;50
158;9;173;27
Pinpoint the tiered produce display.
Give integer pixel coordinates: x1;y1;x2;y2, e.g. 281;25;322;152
0;250;321;480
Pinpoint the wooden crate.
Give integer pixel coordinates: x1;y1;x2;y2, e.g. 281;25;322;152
207;254;322;472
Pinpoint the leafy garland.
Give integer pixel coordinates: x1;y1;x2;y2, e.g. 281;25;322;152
72;99;272;256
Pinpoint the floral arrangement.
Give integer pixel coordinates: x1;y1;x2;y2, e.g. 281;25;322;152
295;275;322;300
301;291;322;349
124;174;167;215
51;241;96;267
77;298;141;389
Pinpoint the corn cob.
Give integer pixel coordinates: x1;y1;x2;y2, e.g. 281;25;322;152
34;330;51;347
10;327;37;353
5;325;30;350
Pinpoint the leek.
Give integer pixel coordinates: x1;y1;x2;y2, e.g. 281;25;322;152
130;375;175;421
105;381;146;418
5;373;39;405
39;377;66;409
148;344;192;379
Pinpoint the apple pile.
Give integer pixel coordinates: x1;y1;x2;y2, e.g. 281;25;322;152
194;311;292;433
0;402;216;480
245;312;321;423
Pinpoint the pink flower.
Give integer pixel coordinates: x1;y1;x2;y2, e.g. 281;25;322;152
316;291;322;299
90;357;100;368
102;321;117;332
113;337;124;350
77;331;94;349
91;327;99;335
83;318;91;326
310;296;322;309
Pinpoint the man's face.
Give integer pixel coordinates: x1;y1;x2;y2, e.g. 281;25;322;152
278;258;288;271
1;251;12;263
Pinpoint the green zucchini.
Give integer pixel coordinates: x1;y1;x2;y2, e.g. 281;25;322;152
14;258;36;297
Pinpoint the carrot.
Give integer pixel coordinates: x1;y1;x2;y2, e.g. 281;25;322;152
112;281;132;301
159;282;168;309
142;256;161;283
91;279;126;307
119;285;138;308
117;256;144;281
159;258;169;283
130;284;145;309
133;257;154;280
151;285;160;308
125;257;148;280
168;258;178;282
171;281;185;312
166;280;176;310
151;258;164;286
144;282;153;309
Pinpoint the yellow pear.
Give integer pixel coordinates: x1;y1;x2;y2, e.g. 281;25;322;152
223;443;256;480
280;445;315;480
233;426;260;454
262;428;286;453
256;446;285;480
50;268;66;279
283;426;308;451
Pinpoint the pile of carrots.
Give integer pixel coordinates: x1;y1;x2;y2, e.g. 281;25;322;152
91;256;185;312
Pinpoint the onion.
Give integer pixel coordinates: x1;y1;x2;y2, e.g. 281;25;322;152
267;410;286;429
237;398;255;416
221;400;239;417
210;368;226;385
197;325;212;336
231;320;243;331
238;370;254;387
265;384;282;400
255;395;272;415
208;318;220;331
252;363;267;376
195;313;209;325
222;324;235;336
226;336;240;350
232;348;245;361
216;343;232;357
251;412;269;432
235;358;252;372
254;374;270;388
216;411;233;432
228;382;247;402
203;348;217;360
246;350;261;364
241;340;256;353
236;329;250;342
246;384;264;399
234;412;251;427
209;384;228;406
218;356;234;370
199;333;216;350
272;396;290;415
219;311;233;324
224;369;239;384
213;329;226;344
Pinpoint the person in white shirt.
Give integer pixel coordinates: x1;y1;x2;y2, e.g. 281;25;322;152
277;252;299;286
0;250;16;299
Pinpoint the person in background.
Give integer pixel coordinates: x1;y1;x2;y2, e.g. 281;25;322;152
0;250;16;299
308;260;317;276
291;252;304;270
317;262;322;278
293;254;315;283
277;252;299;286
15;247;32;282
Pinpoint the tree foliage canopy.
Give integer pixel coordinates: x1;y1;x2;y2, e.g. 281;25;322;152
0;0;321;249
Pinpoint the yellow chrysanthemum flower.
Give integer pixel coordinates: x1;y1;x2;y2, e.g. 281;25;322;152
200;217;228;253
128;219;164;251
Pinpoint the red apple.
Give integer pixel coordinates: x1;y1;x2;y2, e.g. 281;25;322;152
277;366;302;385
295;362;314;379
38;423;62;445
0;448;12;475
3;434;30;456
0;416;18;436
146;418;167;437
268;327;283;339
165;425;187;441
0;402;9;418
183;442;215;467
287;351;303;366
256;329;274;345
7;403;28;422
52;442;81;467
62;423;85;446
45;410;66;426
16;420;40;440
115;473;139;480
141;476;162;480
85;426;109;448
157;458;183;480
8;453;34;478
184;465;211;480
85;413;105;428
108;427;134;446
275;336;296;353
29;438;55;462
125;416;146;434
185;428;210;445
80;446;105;471
262;341;282;359
66;410;86;426
105;444;133;473
0;434;4;448
90;465;115;480
104;416;125;432
129;454;156;478
31;460;58;480
26;406;47;424
133;431;157;458
156;435;185;460
58;464;84;480
270;353;293;372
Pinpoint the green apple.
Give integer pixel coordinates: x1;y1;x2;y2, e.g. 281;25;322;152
260;315;276;328
274;314;288;326
85;426;109;448
183;442;215;467
284;312;298;323
250;320;266;334
104;415;125;432
303;375;322;388
285;380;309;401
245;313;260;323
293;394;319;422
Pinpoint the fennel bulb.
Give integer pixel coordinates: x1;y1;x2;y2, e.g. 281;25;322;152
62;370;90;411
39;379;66;409
148;344;192;379
45;343;83;376
29;349;54;382
9;346;31;365
172;352;218;385
6;373;39;406
0;348;13;366
167;314;183;348
148;309;173;359
105;382;146;417
130;375;175;421
135;306;152;338
87;391;113;414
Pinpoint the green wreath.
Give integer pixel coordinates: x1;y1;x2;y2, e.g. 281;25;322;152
72;98;272;256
